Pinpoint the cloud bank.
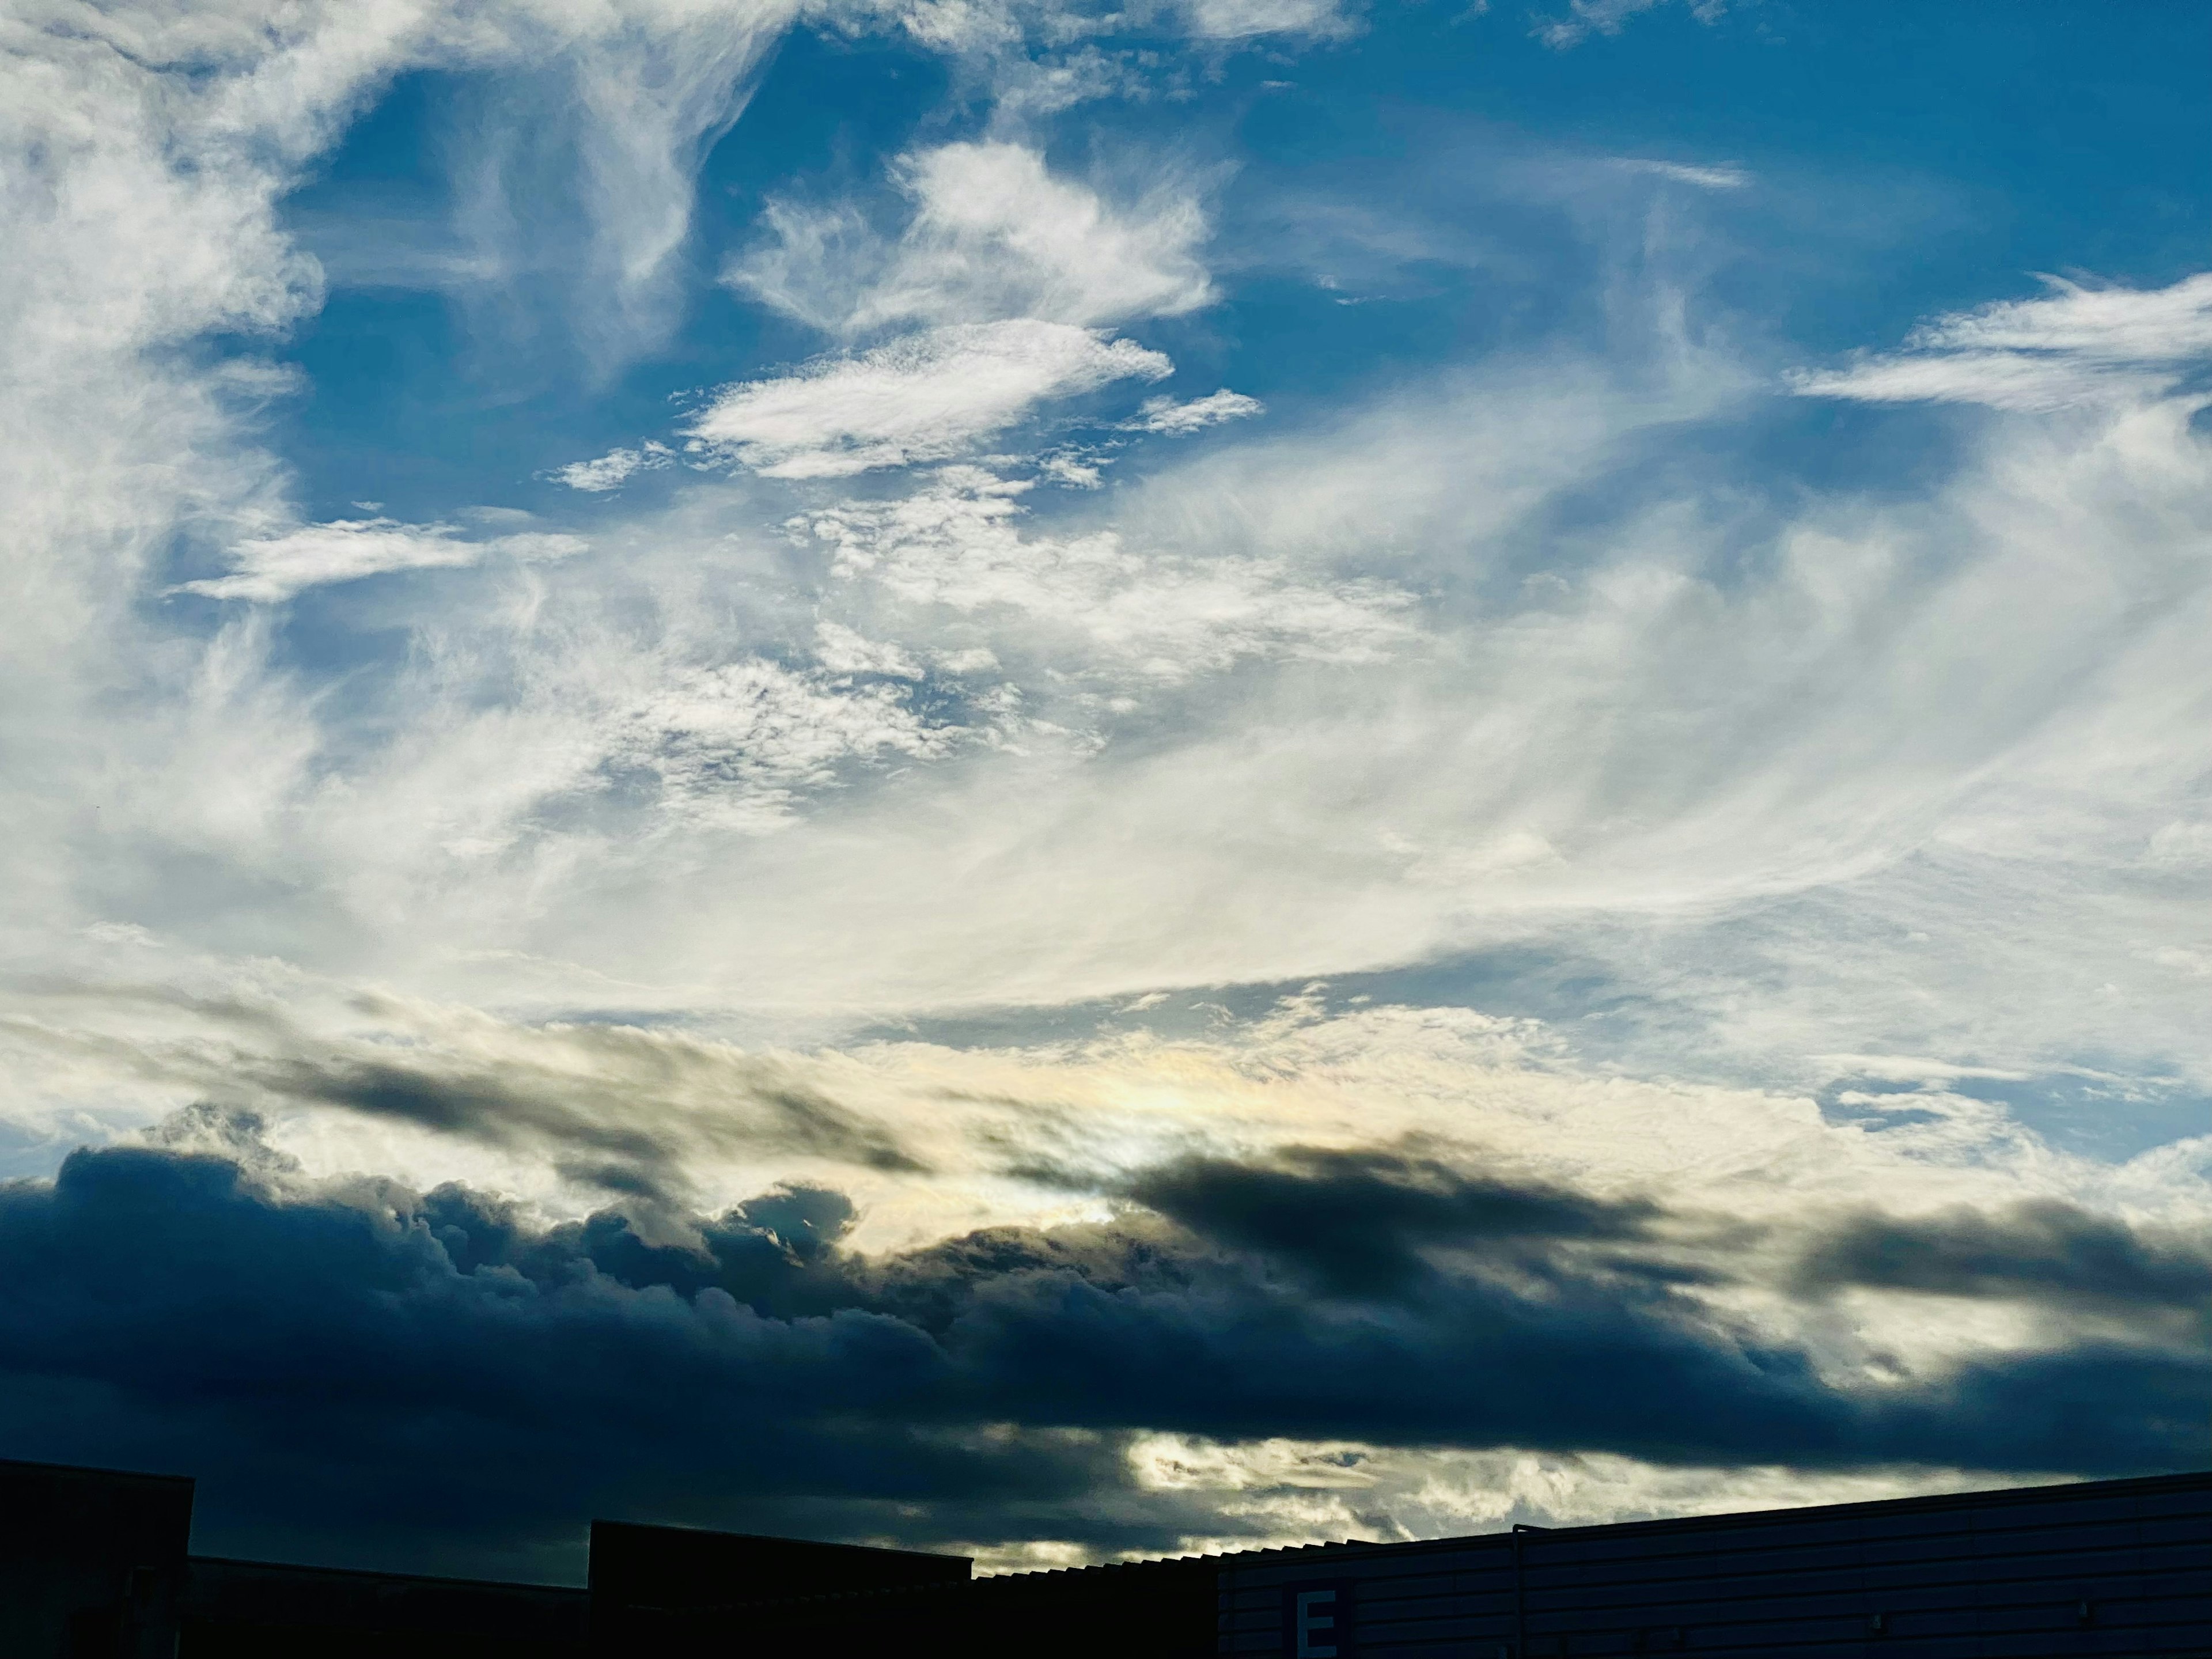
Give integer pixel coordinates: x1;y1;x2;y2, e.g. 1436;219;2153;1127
1;1113;2196;1574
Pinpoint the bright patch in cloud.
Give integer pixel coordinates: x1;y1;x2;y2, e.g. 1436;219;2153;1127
612;658;957;830
1127;389;1265;434
551;442;673;492
684;320;1172;477
802;467;1414;676
1791;273;2212;411
179;519;587;603
1178;0;1357;41
1537;0;1730;50
730;141;1215;335
1617;157;1751;190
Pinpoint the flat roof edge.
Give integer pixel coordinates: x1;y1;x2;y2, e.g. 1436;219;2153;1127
186;1556;588;1596
0;1454;195;1488
588;1517;969;1566
1219;1470;2212;1572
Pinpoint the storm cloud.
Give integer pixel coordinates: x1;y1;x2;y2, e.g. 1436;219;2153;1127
1791;1199;2212;1320
0;1120;2198;1577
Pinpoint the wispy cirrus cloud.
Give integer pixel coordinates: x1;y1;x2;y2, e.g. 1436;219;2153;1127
1615;157;1750;190
442;0;801;374
1791;272;2212;411
177;518;587;603
1536;0;1731;50
799;465;1413;676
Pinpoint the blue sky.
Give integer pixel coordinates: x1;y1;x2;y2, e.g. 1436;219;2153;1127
2;0;2207;1579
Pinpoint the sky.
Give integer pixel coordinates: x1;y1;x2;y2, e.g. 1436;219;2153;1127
1;0;2207;1585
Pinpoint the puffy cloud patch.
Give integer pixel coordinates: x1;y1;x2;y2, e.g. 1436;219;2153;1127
730;142;1215;336
685;321;1172;477
549;442;673;493
800;468;1414;677
818;0;1357;63
609;658;960;828
1126;389;1264;434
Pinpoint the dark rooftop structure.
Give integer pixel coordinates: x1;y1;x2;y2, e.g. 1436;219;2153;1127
3;1455;2203;1656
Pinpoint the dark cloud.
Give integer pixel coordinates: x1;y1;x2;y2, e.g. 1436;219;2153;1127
0;1122;2200;1580
1124;1145;1660;1297
1792;1199;2212;1319
243;1043;927;1204
17;986;932;1203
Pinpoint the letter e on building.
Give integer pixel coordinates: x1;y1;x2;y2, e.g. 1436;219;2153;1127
1282;1580;1355;1657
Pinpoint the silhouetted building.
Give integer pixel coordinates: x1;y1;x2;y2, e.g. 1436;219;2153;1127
183;1557;588;1659
1216;1476;2212;1657
0;1460;190;1659
3;1454;2205;1657
588;1518;969;1650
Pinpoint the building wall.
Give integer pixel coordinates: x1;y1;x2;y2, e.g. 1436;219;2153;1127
180;1557;589;1659
1219;1473;2212;1659
5;1452;2202;1658
734;1549;1227;1659
585;1519;971;1653
0;1457;194;1659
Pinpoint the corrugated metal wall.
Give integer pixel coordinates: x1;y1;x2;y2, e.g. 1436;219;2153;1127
1219;1472;2210;1658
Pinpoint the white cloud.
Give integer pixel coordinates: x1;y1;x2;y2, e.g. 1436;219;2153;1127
440;1;800;373
1122;1438;2014;1565
1037;450;1107;487
550;441;674;492
684;319;1172;476
1616;157;1749;190
14;968;2201;1338
1127;389;1264;434
729;141;1215;336
610;657;955;829
178;518;586;603
813;620;925;679
1791;272;2212;411
1175;0;1357;43
817;0;1356;56
800;466;1415;678
1537;0;1729;49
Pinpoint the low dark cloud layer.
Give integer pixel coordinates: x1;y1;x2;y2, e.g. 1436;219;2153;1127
0;1123;2202;1579
1793;1199;2212;1319
247;1040;930;1203
1122;1146;1663;1298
